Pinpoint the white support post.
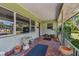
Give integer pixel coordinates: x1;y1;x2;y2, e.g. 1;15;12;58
13;12;16;35
29;18;31;32
61;9;64;45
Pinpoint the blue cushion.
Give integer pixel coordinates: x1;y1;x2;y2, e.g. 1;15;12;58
26;44;48;56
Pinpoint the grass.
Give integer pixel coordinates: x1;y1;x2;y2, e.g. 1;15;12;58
71;33;79;40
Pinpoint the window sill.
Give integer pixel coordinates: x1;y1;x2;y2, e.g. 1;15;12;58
0;31;36;39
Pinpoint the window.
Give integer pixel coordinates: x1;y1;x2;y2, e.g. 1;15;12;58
31;20;35;32
47;23;53;30
0;7;14;35
0;7;35;36
16;14;30;34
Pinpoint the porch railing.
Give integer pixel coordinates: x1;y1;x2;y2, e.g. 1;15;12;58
64;38;79;56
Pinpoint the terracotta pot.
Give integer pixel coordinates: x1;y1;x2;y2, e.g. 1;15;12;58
14;45;21;54
59;46;73;55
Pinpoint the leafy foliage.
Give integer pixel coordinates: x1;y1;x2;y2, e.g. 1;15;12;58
64;14;79;49
71;40;79;48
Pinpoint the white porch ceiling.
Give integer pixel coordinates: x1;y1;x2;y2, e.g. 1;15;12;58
19;3;62;21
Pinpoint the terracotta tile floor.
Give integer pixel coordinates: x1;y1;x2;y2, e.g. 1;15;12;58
25;37;62;56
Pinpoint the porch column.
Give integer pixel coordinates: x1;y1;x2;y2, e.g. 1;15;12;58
13;12;16;35
61;9;64;45
29;18;31;32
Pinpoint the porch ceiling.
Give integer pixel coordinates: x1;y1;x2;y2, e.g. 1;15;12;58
19;3;63;21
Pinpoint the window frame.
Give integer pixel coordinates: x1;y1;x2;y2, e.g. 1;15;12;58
0;6;36;38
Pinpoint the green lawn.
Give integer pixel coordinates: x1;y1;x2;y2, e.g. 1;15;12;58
71;33;79;40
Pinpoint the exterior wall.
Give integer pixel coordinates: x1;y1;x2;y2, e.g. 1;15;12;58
40;23;47;35
0;4;39;52
40;21;57;35
0;21;39;52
